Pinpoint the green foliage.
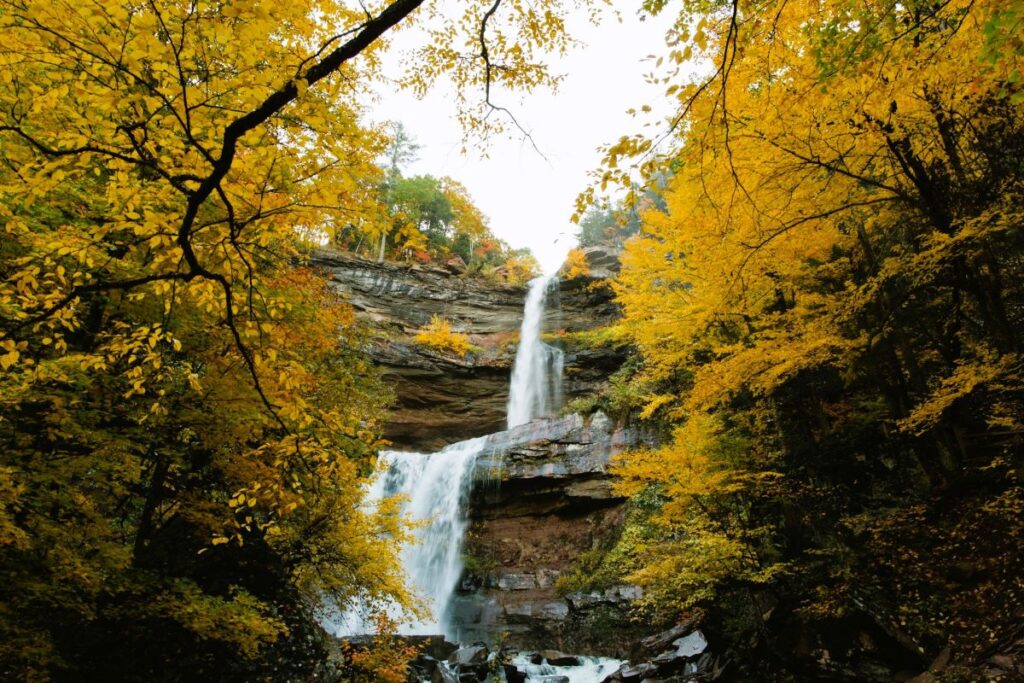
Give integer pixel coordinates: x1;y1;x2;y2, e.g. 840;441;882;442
555;502;654;596
561;324;630;351
336;124;541;276
562;354;649;420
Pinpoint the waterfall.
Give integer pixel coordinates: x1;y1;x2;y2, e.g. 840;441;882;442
507;273;564;428
334;271;588;681
330;437;486;637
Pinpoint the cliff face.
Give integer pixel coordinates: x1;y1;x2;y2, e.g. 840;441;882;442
311;250;524;450
453;413;654;654
313;249;642;651
311;249;623;450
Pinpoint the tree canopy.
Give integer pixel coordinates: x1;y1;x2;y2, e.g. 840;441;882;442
0;0;579;678
585;0;1024;677
2;0;1022;679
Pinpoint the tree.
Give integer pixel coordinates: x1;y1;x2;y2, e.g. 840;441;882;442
389;175;455;253
576;178;668;247
0;0;593;678
384;122;422;180
379;122;422;261
599;0;1024;675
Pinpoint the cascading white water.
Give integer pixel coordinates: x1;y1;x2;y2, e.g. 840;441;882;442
507;273;563;428
511;654;625;682
335;274;565;639
333;436;486;637
335;269;624;681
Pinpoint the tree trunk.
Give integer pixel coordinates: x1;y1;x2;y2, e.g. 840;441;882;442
133;454;170;565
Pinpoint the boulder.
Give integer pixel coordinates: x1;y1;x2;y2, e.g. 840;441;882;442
639;617;702;654
496;572;538;591
432;663;460;683
671;630;709;659
505;599;570;622
617;662;658;681
582;245;622;280
503;663;528;683
539;650;580;666
589;410;613;434
566;585;642;610
448;644;489;667
411;655;440;678
535;568;561;589
445;255;468;274
647;632;708;676
402;635;459;661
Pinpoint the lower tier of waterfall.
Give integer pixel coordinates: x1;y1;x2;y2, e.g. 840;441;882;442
328;436;486;638
509;654;624;683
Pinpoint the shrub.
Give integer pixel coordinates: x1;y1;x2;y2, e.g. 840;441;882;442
561;248;590;280
414;315;472;357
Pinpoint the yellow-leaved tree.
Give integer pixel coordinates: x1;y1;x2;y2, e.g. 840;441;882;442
0;0;599;679
592;0;1024;676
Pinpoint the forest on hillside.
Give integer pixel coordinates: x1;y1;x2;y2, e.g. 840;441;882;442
0;0;1022;681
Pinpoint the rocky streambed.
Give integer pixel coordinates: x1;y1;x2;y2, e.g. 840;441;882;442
346;620;725;683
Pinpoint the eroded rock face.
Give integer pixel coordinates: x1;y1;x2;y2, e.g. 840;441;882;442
365;338;514;450
447;412;654;652
311;250;525;450
582;245;623;281
311;249;627;450
311;250;527;334
471;412;654;516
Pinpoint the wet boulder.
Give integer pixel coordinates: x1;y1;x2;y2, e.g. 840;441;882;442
431;663;460;683
448;644;489;667
502;662;528;683
539;650;581;666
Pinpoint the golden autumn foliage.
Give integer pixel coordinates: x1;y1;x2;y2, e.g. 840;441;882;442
414;315;473;357
594;0;1024;674
497;252;542;286
561;248;591;280
0;0;599;679
340;613;423;683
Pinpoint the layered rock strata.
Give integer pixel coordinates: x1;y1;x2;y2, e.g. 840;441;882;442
311;249;625;450
446;413;655;653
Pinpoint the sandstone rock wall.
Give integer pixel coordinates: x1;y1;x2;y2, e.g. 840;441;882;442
451;413;655;654
311;249;624;450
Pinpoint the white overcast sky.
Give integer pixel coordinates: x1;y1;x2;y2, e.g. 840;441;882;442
363;5;677;273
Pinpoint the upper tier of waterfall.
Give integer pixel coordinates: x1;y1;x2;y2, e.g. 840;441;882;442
506;274;563;428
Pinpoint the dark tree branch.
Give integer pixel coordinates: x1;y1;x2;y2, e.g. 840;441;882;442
477;0;547;159
2;0;426;430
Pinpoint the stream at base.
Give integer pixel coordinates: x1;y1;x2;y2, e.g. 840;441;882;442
509;655;624;683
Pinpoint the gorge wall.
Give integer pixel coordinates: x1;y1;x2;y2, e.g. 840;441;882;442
312;248;644;651
311;249;625;450
456;412;654;656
